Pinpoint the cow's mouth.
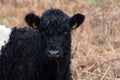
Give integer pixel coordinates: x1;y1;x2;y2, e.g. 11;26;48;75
48;56;58;61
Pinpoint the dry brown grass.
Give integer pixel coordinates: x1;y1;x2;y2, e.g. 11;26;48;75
0;0;120;80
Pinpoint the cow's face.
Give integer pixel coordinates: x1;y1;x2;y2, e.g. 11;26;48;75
25;9;85;60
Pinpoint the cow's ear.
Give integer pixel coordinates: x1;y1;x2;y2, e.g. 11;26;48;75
25;13;40;29
70;14;85;29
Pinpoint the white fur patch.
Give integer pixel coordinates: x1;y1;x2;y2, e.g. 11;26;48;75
0;25;12;55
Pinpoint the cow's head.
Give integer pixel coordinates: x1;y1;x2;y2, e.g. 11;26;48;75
25;9;85;60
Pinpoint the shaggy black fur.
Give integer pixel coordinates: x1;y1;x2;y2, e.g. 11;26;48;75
0;9;85;80
0;28;41;80
25;9;85;80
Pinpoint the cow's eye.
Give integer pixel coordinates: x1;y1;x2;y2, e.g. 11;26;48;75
58;31;67;35
64;32;67;35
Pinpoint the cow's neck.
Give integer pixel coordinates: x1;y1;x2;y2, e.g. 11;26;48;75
47;60;58;80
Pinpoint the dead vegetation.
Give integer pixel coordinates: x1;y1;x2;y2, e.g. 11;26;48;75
0;0;120;80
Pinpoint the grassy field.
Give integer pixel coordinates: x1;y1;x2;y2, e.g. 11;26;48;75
0;0;120;80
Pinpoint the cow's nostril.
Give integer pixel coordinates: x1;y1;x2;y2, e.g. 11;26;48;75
48;50;59;58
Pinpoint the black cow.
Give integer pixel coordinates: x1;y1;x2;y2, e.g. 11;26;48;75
0;25;41;80
25;9;85;80
0;9;85;80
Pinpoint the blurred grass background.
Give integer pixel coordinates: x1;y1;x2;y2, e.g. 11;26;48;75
0;0;120;80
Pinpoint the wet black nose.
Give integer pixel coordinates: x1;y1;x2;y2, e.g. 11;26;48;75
48;50;60;58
